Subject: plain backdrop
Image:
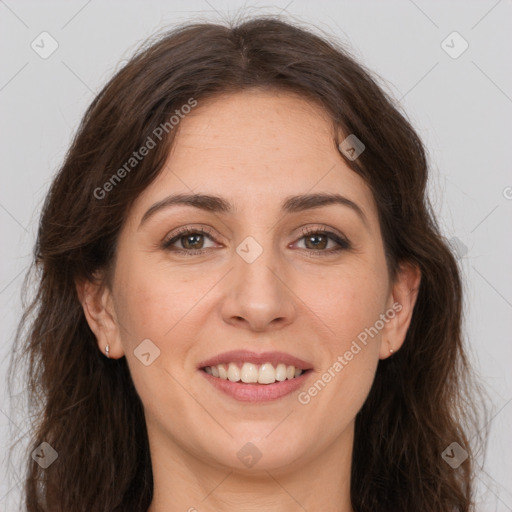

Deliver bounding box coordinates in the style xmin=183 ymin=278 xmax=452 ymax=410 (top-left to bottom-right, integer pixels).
xmin=1 ymin=1 xmax=511 ymax=510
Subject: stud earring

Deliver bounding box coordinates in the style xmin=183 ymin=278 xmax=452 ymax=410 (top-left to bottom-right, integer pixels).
xmin=105 ymin=344 xmax=110 ymax=358
xmin=389 ymin=348 xmax=394 ymax=354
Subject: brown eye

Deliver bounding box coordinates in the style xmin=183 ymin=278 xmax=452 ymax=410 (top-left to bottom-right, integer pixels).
xmin=180 ymin=233 xmax=205 ymax=250
xmin=295 ymin=227 xmax=351 ymax=254
xmin=303 ymin=233 xmax=329 ymax=250
xmin=161 ymin=227 xmax=217 ymax=254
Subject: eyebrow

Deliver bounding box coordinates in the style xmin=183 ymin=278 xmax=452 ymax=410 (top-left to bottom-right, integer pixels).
xmin=138 ymin=192 xmax=368 ymax=228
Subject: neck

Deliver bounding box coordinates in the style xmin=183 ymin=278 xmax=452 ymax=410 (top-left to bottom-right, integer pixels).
xmin=146 ymin=420 xmax=355 ymax=512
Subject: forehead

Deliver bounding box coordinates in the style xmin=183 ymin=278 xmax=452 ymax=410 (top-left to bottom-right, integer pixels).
xmin=171 ymin=89 xmax=336 ymax=168
xmin=129 ymin=90 xmax=377 ymax=224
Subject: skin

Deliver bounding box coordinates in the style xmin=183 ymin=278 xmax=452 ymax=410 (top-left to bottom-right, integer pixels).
xmin=78 ymin=89 xmax=421 ymax=512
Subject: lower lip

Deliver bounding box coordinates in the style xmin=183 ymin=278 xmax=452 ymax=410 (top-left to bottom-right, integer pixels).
xmin=199 ymin=369 xmax=311 ymax=402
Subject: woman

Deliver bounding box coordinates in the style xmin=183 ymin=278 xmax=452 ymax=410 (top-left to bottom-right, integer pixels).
xmin=10 ymin=15 xmax=486 ymax=512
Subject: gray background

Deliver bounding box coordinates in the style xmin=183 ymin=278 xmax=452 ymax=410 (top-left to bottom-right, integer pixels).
xmin=1 ymin=0 xmax=511 ymax=510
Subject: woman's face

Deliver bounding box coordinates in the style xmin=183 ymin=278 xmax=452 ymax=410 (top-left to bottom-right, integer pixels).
xmin=84 ymin=89 xmax=418 ymax=474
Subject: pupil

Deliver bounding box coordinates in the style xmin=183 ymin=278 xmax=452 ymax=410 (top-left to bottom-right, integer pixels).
xmin=307 ymin=234 xmax=326 ymax=250
xmin=184 ymin=234 xmax=202 ymax=249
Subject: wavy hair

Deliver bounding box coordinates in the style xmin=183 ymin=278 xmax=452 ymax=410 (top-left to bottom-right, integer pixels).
xmin=9 ymin=15 xmax=487 ymax=511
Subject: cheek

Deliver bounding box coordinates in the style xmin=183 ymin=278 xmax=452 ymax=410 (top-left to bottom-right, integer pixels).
xmin=114 ymin=253 xmax=210 ymax=344
xmin=297 ymin=278 xmax=383 ymax=436
xmin=295 ymin=259 xmax=389 ymax=345
xmin=113 ymin=264 xmax=209 ymax=415
xmin=294 ymin=257 xmax=388 ymax=424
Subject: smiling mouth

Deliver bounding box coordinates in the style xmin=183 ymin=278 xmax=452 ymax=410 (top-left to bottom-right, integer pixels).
xmin=201 ymin=362 xmax=311 ymax=385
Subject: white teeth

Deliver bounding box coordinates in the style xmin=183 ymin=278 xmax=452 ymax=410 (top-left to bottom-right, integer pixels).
xmin=227 ymin=362 xmax=240 ymax=382
xmin=218 ymin=364 xmax=228 ymax=379
xmin=258 ymin=363 xmax=276 ymax=384
xmin=203 ymin=361 xmax=305 ymax=384
xmin=275 ymin=363 xmax=287 ymax=381
xmin=240 ymin=362 xmax=259 ymax=383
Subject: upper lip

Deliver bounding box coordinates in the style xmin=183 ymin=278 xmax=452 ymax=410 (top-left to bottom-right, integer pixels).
xmin=198 ymin=350 xmax=313 ymax=370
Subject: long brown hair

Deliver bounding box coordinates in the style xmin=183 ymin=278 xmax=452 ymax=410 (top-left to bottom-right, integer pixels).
xmin=9 ymin=15 xmax=487 ymax=511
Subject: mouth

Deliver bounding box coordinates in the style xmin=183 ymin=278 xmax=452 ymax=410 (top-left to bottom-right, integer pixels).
xmin=200 ymin=362 xmax=312 ymax=385
xmin=197 ymin=349 xmax=313 ymax=383
xmin=197 ymin=350 xmax=314 ymax=402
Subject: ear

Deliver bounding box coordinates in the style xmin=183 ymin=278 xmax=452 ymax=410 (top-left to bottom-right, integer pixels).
xmin=75 ymin=274 xmax=124 ymax=359
xmin=379 ymin=261 xmax=421 ymax=359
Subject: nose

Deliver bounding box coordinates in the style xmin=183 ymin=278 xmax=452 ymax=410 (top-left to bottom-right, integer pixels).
xmin=220 ymin=244 xmax=297 ymax=333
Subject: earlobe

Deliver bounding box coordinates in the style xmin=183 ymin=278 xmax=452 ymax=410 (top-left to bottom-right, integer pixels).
xmin=379 ymin=262 xmax=421 ymax=359
xmin=75 ymin=277 xmax=122 ymax=358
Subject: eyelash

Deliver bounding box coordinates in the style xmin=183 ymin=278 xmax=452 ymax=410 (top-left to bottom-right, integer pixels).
xmin=161 ymin=225 xmax=351 ymax=257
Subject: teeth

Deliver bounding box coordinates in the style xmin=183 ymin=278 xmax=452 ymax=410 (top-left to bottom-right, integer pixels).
xmin=258 ymin=363 xmax=276 ymax=384
xmin=203 ymin=362 xmax=305 ymax=384
xmin=241 ymin=362 xmax=259 ymax=383
xmin=227 ymin=363 xmax=240 ymax=382
xmin=275 ymin=363 xmax=287 ymax=382
xmin=218 ymin=364 xmax=228 ymax=380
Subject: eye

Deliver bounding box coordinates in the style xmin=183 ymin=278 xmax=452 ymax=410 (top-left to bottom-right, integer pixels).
xmin=161 ymin=226 xmax=218 ymax=255
xmin=161 ymin=225 xmax=351 ymax=256
xmin=293 ymin=226 xmax=351 ymax=255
